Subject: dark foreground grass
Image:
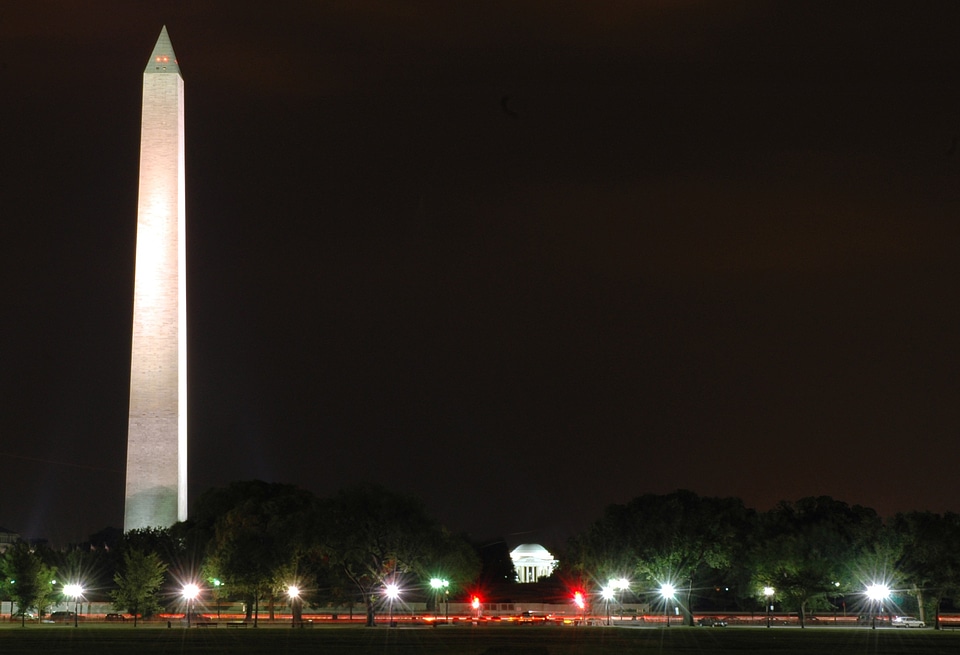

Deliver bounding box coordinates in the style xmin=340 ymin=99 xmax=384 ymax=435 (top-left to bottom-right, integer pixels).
xmin=1 ymin=624 xmax=959 ymax=655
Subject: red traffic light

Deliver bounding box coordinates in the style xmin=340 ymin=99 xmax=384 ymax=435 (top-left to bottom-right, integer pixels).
xmin=472 ymin=596 xmax=481 ymax=610
xmin=573 ymin=591 xmax=585 ymax=609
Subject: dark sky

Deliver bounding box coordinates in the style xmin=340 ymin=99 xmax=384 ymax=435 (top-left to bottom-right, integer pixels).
xmin=3 ymin=2 xmax=960 ymax=550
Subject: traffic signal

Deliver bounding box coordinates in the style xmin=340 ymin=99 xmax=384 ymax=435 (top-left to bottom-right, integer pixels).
xmin=573 ymin=591 xmax=585 ymax=609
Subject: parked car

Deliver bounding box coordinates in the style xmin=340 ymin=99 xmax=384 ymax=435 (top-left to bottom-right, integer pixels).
xmin=697 ymin=617 xmax=728 ymax=627
xmin=12 ymin=610 xmax=37 ymax=622
xmin=892 ymin=616 xmax=925 ymax=628
xmin=49 ymin=611 xmax=77 ymax=623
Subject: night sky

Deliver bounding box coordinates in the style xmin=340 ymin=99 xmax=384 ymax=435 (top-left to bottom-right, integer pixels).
xmin=3 ymin=2 xmax=960 ymax=550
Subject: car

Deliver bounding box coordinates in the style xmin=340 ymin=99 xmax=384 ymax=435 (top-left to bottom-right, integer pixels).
xmin=697 ymin=617 xmax=728 ymax=627
xmin=892 ymin=616 xmax=925 ymax=628
xmin=104 ymin=613 xmax=128 ymax=622
xmin=12 ymin=610 xmax=37 ymax=622
xmin=49 ymin=611 xmax=77 ymax=623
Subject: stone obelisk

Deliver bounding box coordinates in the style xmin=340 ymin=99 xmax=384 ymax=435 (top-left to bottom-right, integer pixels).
xmin=124 ymin=26 xmax=187 ymax=531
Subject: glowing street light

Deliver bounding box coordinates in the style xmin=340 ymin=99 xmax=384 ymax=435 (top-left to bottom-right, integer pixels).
xmin=613 ymin=578 xmax=630 ymax=621
xmin=63 ymin=583 xmax=83 ymax=628
xmin=210 ymin=578 xmax=223 ymax=619
xmin=288 ymin=585 xmax=301 ymax=628
xmin=763 ymin=587 xmax=775 ymax=628
xmin=430 ymin=578 xmax=450 ymax=621
xmin=601 ymin=585 xmax=615 ymax=625
xmin=182 ymin=583 xmax=201 ymax=628
xmin=866 ymin=583 xmax=890 ymax=630
xmin=385 ymin=583 xmax=400 ymax=626
xmin=661 ymin=584 xmax=676 ymax=627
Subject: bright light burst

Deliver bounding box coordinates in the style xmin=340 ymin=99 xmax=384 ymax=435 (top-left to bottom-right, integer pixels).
xmin=660 ymin=583 xmax=676 ymax=599
xmin=573 ymin=591 xmax=585 ymax=609
xmin=63 ymin=583 xmax=84 ymax=599
xmin=865 ymin=583 xmax=890 ymax=601
xmin=384 ymin=583 xmax=400 ymax=600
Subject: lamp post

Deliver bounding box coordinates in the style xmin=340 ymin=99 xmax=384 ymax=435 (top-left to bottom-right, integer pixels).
xmin=288 ymin=585 xmax=301 ymax=627
xmin=866 ymin=584 xmax=889 ymax=630
xmin=601 ymin=585 xmax=614 ymax=626
xmin=385 ymin=583 xmax=400 ymax=627
xmin=661 ymin=584 xmax=675 ymax=627
xmin=763 ymin=587 xmax=775 ymax=628
xmin=182 ymin=583 xmax=200 ymax=628
xmin=63 ymin=583 xmax=83 ymax=628
xmin=615 ymin=578 xmax=629 ymax=622
xmin=211 ymin=578 xmax=222 ymax=619
xmin=430 ymin=578 xmax=449 ymax=622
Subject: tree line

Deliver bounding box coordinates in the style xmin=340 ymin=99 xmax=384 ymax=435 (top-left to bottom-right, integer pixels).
xmin=569 ymin=490 xmax=960 ymax=628
xmin=2 ymin=482 xmax=481 ymax=627
xmin=3 ymin=485 xmax=960 ymax=629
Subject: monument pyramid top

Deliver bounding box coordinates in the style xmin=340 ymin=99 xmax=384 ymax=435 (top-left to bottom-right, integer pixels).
xmin=145 ymin=25 xmax=180 ymax=76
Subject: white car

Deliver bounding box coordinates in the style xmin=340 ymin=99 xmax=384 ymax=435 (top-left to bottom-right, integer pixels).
xmin=892 ymin=616 xmax=925 ymax=628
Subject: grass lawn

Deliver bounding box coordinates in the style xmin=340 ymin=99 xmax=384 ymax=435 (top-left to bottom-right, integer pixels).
xmin=1 ymin=624 xmax=959 ymax=654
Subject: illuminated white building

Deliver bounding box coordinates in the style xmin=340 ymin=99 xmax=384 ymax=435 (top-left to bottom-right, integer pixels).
xmin=124 ymin=26 xmax=187 ymax=531
xmin=510 ymin=544 xmax=558 ymax=583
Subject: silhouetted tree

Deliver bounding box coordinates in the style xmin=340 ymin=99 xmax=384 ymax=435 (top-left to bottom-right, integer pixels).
xmin=1 ymin=542 xmax=57 ymax=625
xmin=322 ymin=483 xmax=478 ymax=626
xmin=199 ymin=481 xmax=323 ymax=625
xmin=750 ymin=497 xmax=881 ymax=628
xmin=891 ymin=511 xmax=960 ymax=629
xmin=111 ymin=549 xmax=167 ymax=626
xmin=571 ymin=490 xmax=751 ymax=625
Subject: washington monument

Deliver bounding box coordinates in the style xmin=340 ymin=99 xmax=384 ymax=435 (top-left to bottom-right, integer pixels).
xmin=124 ymin=26 xmax=187 ymax=531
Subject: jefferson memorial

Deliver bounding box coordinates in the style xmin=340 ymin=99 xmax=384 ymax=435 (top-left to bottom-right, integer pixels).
xmin=510 ymin=544 xmax=558 ymax=583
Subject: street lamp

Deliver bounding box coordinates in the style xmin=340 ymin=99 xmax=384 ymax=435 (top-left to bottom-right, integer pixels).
xmin=601 ymin=585 xmax=615 ymax=626
xmin=182 ymin=583 xmax=200 ymax=628
xmin=288 ymin=585 xmax=301 ymax=627
xmin=614 ymin=578 xmax=630 ymax=621
xmin=866 ymin=583 xmax=889 ymax=630
xmin=63 ymin=583 xmax=83 ymax=628
xmin=211 ymin=578 xmax=223 ymax=619
xmin=385 ymin=583 xmax=400 ymax=627
xmin=661 ymin=584 xmax=676 ymax=627
xmin=430 ymin=578 xmax=449 ymax=622
xmin=763 ymin=587 xmax=775 ymax=628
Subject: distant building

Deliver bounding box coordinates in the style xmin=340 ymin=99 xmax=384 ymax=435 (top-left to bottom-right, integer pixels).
xmin=0 ymin=527 xmax=20 ymax=553
xmin=510 ymin=544 xmax=558 ymax=583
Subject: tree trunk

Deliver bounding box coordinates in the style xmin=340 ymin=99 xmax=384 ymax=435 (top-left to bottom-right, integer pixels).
xmin=799 ymin=600 xmax=806 ymax=628
xmin=365 ymin=595 xmax=376 ymax=627
xmin=914 ymin=585 xmax=925 ymax=625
